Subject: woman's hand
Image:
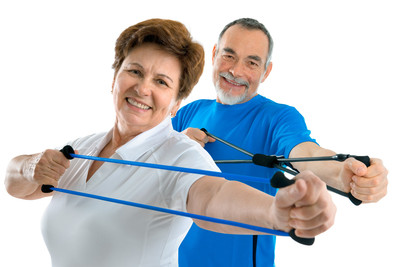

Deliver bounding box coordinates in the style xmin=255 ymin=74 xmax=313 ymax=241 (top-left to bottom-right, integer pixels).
xmin=271 ymin=171 xmax=337 ymax=238
xmin=5 ymin=149 xmax=71 ymax=199
xmin=25 ymin=149 xmax=71 ymax=187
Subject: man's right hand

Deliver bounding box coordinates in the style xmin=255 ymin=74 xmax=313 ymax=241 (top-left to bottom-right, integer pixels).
xmin=182 ymin=128 xmax=216 ymax=147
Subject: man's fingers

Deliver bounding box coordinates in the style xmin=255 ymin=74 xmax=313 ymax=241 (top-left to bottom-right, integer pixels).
xmin=182 ymin=128 xmax=215 ymax=147
xmin=346 ymin=157 xmax=368 ymax=176
xmin=349 ymin=158 xmax=388 ymax=203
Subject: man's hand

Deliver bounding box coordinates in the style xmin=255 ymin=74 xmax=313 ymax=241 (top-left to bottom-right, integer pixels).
xmin=271 ymin=171 xmax=336 ymax=238
xmin=340 ymin=157 xmax=388 ymax=203
xmin=182 ymin=127 xmax=216 ymax=147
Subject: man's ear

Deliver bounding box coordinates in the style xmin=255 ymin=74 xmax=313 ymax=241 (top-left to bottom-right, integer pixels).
xmin=261 ymin=62 xmax=273 ymax=83
xmin=212 ymin=44 xmax=217 ymax=65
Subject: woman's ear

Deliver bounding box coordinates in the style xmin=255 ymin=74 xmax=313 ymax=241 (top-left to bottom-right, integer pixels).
xmin=171 ymin=100 xmax=182 ymax=117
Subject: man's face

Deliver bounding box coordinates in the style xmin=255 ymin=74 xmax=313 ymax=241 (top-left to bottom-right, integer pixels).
xmin=212 ymin=25 xmax=272 ymax=105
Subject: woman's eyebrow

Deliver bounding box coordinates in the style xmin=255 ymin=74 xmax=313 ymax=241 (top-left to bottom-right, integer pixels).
xmin=126 ymin=62 xmax=174 ymax=84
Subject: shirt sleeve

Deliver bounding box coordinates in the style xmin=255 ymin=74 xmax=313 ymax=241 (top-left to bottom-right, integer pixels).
xmin=270 ymin=106 xmax=318 ymax=158
xmin=160 ymin=133 xmax=220 ymax=213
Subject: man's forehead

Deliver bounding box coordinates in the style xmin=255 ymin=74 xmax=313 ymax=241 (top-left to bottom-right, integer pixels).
xmin=219 ymin=26 xmax=269 ymax=61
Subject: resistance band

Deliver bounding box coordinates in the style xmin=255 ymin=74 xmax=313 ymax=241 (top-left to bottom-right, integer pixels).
xmin=201 ymin=128 xmax=370 ymax=206
xmin=41 ymin=145 xmax=314 ymax=245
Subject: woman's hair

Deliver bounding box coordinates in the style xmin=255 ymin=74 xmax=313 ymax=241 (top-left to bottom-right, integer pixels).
xmin=112 ymin=19 xmax=205 ymax=100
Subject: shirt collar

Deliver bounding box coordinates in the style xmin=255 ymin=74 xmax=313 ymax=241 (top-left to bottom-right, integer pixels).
xmin=115 ymin=116 xmax=173 ymax=161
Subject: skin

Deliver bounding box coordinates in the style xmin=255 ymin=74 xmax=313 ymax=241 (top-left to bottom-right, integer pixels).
xmin=182 ymin=24 xmax=388 ymax=203
xmin=5 ymin=42 xmax=337 ymax=237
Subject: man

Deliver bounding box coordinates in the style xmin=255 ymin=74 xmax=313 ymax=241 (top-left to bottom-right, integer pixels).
xmin=172 ymin=18 xmax=388 ymax=267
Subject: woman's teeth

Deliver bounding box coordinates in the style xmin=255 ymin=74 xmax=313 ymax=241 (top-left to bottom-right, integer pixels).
xmin=127 ymin=98 xmax=151 ymax=110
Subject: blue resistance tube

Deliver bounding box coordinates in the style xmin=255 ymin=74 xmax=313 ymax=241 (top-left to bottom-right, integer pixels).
xmin=43 ymin=185 xmax=289 ymax=237
xmin=71 ymin=153 xmax=271 ymax=185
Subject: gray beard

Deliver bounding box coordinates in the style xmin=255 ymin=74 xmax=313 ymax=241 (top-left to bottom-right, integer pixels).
xmin=215 ymin=81 xmax=248 ymax=105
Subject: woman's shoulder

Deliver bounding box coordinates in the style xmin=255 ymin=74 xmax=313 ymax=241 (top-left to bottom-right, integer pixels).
xmin=160 ymin=130 xmax=219 ymax=170
xmin=66 ymin=131 xmax=109 ymax=152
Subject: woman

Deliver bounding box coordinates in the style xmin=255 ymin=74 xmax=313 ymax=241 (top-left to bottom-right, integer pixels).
xmin=5 ymin=19 xmax=335 ymax=267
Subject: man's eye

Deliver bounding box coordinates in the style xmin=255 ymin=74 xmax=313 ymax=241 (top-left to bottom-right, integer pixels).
xmin=249 ymin=61 xmax=258 ymax=67
xmin=223 ymin=55 xmax=234 ymax=61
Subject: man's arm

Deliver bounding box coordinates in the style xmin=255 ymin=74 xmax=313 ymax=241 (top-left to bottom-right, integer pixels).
xmin=187 ymin=171 xmax=336 ymax=238
xmin=289 ymin=142 xmax=388 ymax=203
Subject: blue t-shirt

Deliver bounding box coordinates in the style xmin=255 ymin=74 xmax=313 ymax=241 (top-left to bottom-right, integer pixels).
xmin=172 ymin=94 xmax=316 ymax=267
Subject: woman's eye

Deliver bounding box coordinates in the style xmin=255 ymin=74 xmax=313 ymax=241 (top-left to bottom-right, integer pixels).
xmin=156 ymin=79 xmax=168 ymax=87
xmin=128 ymin=69 xmax=142 ymax=76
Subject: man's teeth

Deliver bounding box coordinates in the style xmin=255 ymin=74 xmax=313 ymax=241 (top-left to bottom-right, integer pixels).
xmin=127 ymin=98 xmax=151 ymax=110
xmin=225 ymin=78 xmax=242 ymax=86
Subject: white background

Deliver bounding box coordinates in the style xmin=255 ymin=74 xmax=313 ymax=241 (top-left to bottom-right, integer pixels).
xmin=1 ymin=0 xmax=399 ymax=266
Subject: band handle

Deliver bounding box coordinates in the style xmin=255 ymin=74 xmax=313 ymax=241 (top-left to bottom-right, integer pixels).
xmin=270 ymin=172 xmax=315 ymax=246
xmin=347 ymin=155 xmax=370 ymax=206
xmin=41 ymin=145 xmax=75 ymax=193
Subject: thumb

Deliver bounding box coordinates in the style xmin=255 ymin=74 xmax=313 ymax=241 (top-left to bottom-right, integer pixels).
xmin=346 ymin=157 xmax=368 ymax=176
xmin=275 ymin=179 xmax=307 ymax=208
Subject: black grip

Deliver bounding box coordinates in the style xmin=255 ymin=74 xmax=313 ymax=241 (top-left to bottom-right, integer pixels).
xmin=41 ymin=145 xmax=75 ymax=194
xmin=351 ymin=155 xmax=371 ymax=167
xmin=348 ymin=155 xmax=370 ymax=206
xmin=270 ymin=172 xmax=315 ymax=246
xmin=200 ymin=128 xmax=209 ymax=135
xmin=60 ymin=145 xmax=75 ymax=160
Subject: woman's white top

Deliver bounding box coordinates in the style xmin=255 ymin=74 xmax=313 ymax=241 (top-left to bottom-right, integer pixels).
xmin=41 ymin=118 xmax=219 ymax=267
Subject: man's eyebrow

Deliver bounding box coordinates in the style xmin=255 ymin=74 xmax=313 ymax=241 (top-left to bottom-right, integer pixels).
xmin=222 ymin=47 xmax=236 ymax=55
xmin=248 ymin=55 xmax=262 ymax=63
xmin=222 ymin=47 xmax=263 ymax=63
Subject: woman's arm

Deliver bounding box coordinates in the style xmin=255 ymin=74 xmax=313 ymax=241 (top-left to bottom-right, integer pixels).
xmin=5 ymin=150 xmax=70 ymax=200
xmin=187 ymin=171 xmax=336 ymax=238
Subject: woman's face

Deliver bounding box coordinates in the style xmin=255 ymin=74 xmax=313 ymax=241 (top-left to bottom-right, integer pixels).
xmin=112 ymin=43 xmax=182 ymax=136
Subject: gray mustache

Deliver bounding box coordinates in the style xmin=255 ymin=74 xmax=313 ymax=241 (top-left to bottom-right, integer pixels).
xmin=219 ymin=72 xmax=249 ymax=88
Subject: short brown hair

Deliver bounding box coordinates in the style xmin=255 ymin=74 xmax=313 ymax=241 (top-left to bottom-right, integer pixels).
xmin=112 ymin=19 xmax=204 ymax=100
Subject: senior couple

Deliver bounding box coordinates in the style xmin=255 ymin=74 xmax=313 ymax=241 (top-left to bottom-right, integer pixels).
xmin=5 ymin=18 xmax=388 ymax=267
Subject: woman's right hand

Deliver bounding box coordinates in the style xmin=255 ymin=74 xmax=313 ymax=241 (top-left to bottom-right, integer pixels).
xmin=25 ymin=149 xmax=71 ymax=188
xmin=5 ymin=149 xmax=71 ymax=199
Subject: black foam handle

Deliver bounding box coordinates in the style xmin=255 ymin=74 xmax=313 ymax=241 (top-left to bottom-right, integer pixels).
xmin=348 ymin=155 xmax=370 ymax=206
xmin=252 ymin=154 xmax=277 ymax=168
xmin=352 ymin=155 xmax=371 ymax=167
xmin=41 ymin=145 xmax=75 ymax=194
xmin=270 ymin=172 xmax=315 ymax=246
xmin=200 ymin=128 xmax=209 ymax=135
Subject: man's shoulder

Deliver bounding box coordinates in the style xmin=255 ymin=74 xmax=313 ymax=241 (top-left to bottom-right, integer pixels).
xmin=253 ymin=95 xmax=296 ymax=113
xmin=180 ymin=99 xmax=215 ymax=111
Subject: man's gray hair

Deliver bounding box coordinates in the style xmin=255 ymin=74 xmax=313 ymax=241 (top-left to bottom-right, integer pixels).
xmin=217 ymin=18 xmax=274 ymax=69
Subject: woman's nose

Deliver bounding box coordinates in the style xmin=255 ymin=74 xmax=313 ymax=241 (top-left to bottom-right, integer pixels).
xmin=135 ymin=79 xmax=152 ymax=96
